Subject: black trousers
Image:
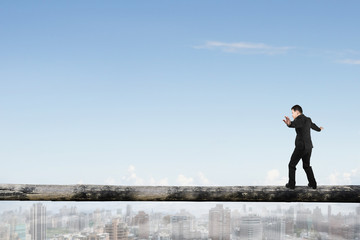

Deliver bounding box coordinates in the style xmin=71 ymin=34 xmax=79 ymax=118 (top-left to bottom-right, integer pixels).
xmin=288 ymin=147 xmax=317 ymax=186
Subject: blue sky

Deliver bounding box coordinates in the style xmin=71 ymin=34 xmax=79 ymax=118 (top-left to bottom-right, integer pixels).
xmin=1 ymin=1 xmax=360 ymax=187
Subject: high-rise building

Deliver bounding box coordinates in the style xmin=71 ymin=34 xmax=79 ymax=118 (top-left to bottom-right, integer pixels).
xmin=262 ymin=216 xmax=285 ymax=240
xmin=171 ymin=210 xmax=196 ymax=240
xmin=149 ymin=212 xmax=162 ymax=235
xmin=296 ymin=208 xmax=311 ymax=232
xmin=328 ymin=205 xmax=332 ymax=236
xmin=356 ymin=204 xmax=360 ymax=239
xmin=14 ymin=223 xmax=26 ymax=240
xmin=284 ymin=207 xmax=294 ymax=236
xmin=312 ymin=206 xmax=323 ymax=232
xmin=116 ymin=209 xmax=122 ymax=216
xmin=171 ymin=215 xmax=190 ymax=239
xmin=0 ymin=224 xmax=11 ymax=240
xmin=30 ymin=203 xmax=46 ymax=240
xmin=239 ymin=215 xmax=262 ymax=240
xmin=105 ymin=218 xmax=128 ymax=240
xmin=209 ymin=204 xmax=231 ymax=240
xmin=126 ymin=205 xmax=132 ymax=217
xmin=93 ymin=209 xmax=104 ymax=228
xmin=231 ymin=209 xmax=241 ymax=236
xmin=134 ymin=211 xmax=149 ymax=239
xmin=125 ymin=205 xmax=132 ymax=225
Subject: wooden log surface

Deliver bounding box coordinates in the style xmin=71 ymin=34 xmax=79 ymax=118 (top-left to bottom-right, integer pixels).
xmin=0 ymin=184 xmax=359 ymax=202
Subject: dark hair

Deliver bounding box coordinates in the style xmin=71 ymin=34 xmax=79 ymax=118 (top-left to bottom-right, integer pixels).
xmin=291 ymin=105 xmax=303 ymax=113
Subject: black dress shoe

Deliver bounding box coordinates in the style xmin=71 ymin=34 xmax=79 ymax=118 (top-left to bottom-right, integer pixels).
xmin=308 ymin=183 xmax=317 ymax=189
xmin=285 ymin=183 xmax=295 ymax=189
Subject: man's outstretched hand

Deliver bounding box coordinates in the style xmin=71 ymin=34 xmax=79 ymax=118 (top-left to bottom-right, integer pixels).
xmin=320 ymin=127 xmax=324 ymax=131
xmin=283 ymin=116 xmax=291 ymax=126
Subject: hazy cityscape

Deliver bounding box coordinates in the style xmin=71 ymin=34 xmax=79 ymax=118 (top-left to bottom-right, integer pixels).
xmin=1 ymin=202 xmax=360 ymax=240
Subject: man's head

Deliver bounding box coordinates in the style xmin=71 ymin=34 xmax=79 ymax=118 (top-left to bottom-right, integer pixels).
xmin=291 ymin=105 xmax=303 ymax=119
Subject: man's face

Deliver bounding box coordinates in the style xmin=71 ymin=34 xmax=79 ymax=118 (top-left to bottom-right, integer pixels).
xmin=291 ymin=109 xmax=301 ymax=119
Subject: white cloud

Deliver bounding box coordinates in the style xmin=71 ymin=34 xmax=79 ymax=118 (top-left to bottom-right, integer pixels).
xmin=194 ymin=41 xmax=293 ymax=55
xmin=343 ymin=172 xmax=352 ymax=183
xmin=149 ymin=177 xmax=156 ymax=185
xmin=116 ymin=165 xmax=212 ymax=186
xmin=158 ymin=178 xmax=169 ymax=186
xmin=198 ymin=172 xmax=210 ymax=185
xmin=338 ymin=59 xmax=360 ymax=65
xmin=326 ymin=168 xmax=359 ymax=185
xmin=105 ymin=177 xmax=116 ymax=185
xmin=149 ymin=177 xmax=169 ymax=186
xmin=177 ymin=174 xmax=194 ymax=186
xmin=262 ymin=169 xmax=287 ymax=185
xmin=328 ymin=172 xmax=341 ymax=185
xmin=128 ymin=165 xmax=135 ymax=172
xmin=120 ymin=165 xmax=144 ymax=185
xmin=267 ymin=169 xmax=280 ymax=181
xmin=77 ymin=179 xmax=84 ymax=184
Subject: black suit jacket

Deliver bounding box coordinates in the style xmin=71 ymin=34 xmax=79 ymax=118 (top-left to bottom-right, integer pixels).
xmin=288 ymin=114 xmax=321 ymax=150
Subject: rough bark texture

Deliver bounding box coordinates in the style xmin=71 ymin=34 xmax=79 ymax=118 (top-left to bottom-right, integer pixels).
xmin=0 ymin=184 xmax=359 ymax=202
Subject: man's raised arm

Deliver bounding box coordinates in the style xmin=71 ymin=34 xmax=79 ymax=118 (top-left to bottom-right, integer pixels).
xmin=311 ymin=121 xmax=322 ymax=132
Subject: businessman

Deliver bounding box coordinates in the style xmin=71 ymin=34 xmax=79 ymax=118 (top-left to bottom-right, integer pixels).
xmin=283 ymin=105 xmax=324 ymax=189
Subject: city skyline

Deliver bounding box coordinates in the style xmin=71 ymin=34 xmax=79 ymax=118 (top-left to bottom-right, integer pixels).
xmin=1 ymin=202 xmax=360 ymax=240
xmin=1 ymin=202 xmax=359 ymax=219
